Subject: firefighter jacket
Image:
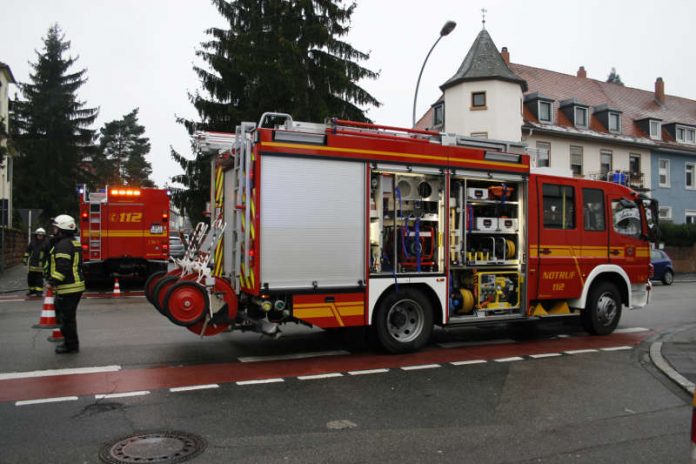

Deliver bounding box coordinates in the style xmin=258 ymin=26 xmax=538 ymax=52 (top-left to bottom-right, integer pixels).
xmin=23 ymin=237 xmax=51 ymax=273
xmin=48 ymin=236 xmax=86 ymax=295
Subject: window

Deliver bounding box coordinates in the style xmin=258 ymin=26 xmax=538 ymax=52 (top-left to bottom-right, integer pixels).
xmin=688 ymin=128 xmax=696 ymax=144
xmin=574 ymin=107 xmax=588 ymax=128
xmin=686 ymin=210 xmax=696 ymax=224
xmin=629 ymin=154 xmax=641 ymax=175
xmin=677 ymin=127 xmax=686 ymax=142
xmin=471 ymin=92 xmax=486 ymax=108
xmin=686 ymin=163 xmax=696 ymax=190
xmin=649 ymin=120 xmax=661 ymax=139
xmin=583 ymin=188 xmax=605 ymax=231
xmin=658 ymin=206 xmax=672 ymax=221
xmin=536 ymin=141 xmax=551 ymax=167
xmin=659 ymin=159 xmax=670 ymax=187
xmin=570 ymin=145 xmax=583 ymax=176
xmin=543 ymin=184 xmax=575 ymax=229
xmin=539 ymin=101 xmax=552 ymax=123
xmin=608 ymin=112 xmax=621 ymax=132
xmin=600 ymin=150 xmax=613 ymax=178
xmin=433 ymin=104 xmax=444 ymax=127
xmin=612 ymin=199 xmax=641 ymax=238
xmin=675 ymin=126 xmax=695 ymax=144
xmin=470 ymin=132 xmax=488 ymax=138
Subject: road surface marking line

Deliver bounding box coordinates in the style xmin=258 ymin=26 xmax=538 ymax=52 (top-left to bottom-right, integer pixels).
xmin=0 ymin=365 xmax=122 ymax=381
xmin=348 ymin=368 xmax=389 ymax=376
xmin=600 ymin=346 xmax=633 ymax=351
xmin=494 ymin=357 xmax=524 ymax=363
xmin=555 ymin=334 xmax=571 ymax=338
xmin=238 ymin=350 xmax=350 ymax=363
xmin=236 ymin=378 xmax=285 ymax=386
xmin=529 ymin=353 xmax=563 ymax=359
xmin=564 ymin=349 xmax=598 ymax=355
xmin=437 ymin=339 xmax=517 ymax=349
xmin=0 ymin=299 xmax=24 ymax=303
xmin=170 ymin=384 xmax=220 ymax=392
xmin=95 ymin=391 xmax=150 ymax=399
xmin=401 ymin=364 xmax=441 ymax=371
xmin=614 ymin=327 xmax=649 ymax=334
xmin=16 ymin=396 xmax=79 ymax=406
xmin=298 ymin=373 xmax=344 ymax=380
xmin=450 ymin=360 xmax=487 ymax=366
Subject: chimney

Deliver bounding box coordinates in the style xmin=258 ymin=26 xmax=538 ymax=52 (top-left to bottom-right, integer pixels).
xmin=577 ymin=66 xmax=587 ymax=78
xmin=501 ymin=47 xmax=510 ymax=65
xmin=655 ymin=77 xmax=665 ymax=104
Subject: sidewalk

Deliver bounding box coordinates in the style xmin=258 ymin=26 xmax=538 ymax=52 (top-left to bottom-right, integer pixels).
xmin=0 ymin=264 xmax=28 ymax=294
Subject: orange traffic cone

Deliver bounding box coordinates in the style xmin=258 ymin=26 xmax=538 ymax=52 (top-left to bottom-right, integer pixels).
xmin=113 ymin=277 xmax=121 ymax=297
xmin=32 ymin=287 xmax=60 ymax=329
xmin=47 ymin=328 xmax=64 ymax=343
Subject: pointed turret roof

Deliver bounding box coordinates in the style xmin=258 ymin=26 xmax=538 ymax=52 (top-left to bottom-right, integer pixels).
xmin=440 ymin=29 xmax=527 ymax=91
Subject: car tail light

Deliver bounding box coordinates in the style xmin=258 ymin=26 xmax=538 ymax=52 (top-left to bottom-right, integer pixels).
xmin=648 ymin=263 xmax=655 ymax=279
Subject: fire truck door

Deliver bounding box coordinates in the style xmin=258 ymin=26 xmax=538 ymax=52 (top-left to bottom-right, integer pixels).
xmin=107 ymin=203 xmax=145 ymax=257
xmin=607 ymin=194 xmax=646 ymax=282
xmin=578 ymin=187 xmax=609 ymax=287
xmin=535 ymin=179 xmax=583 ymax=299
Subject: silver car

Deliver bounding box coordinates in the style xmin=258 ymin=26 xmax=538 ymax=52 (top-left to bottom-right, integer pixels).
xmin=169 ymin=236 xmax=186 ymax=259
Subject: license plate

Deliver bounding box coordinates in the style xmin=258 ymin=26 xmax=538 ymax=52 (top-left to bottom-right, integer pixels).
xmin=150 ymin=224 xmax=164 ymax=234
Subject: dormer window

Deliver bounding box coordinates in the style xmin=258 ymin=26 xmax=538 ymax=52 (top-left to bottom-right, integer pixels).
xmin=608 ymin=112 xmax=621 ymax=133
xmin=574 ymin=107 xmax=588 ymax=128
xmin=539 ymin=101 xmax=552 ymax=123
xmin=650 ymin=120 xmax=661 ymax=140
xmin=676 ymin=125 xmax=696 ymax=144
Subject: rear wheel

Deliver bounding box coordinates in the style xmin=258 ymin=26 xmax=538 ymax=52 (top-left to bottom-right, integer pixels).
xmin=163 ymin=281 xmax=209 ymax=327
xmin=144 ymin=271 xmax=166 ymax=304
xmin=662 ymin=269 xmax=674 ymax=286
xmin=581 ymin=281 xmax=621 ymax=335
xmin=372 ymin=288 xmax=433 ymax=354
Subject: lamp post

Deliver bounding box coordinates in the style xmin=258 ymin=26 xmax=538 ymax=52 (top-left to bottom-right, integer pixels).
xmin=412 ymin=20 xmax=456 ymax=128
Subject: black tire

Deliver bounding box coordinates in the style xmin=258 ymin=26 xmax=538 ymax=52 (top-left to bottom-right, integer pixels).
xmin=144 ymin=270 xmax=167 ymax=305
xmin=372 ymin=288 xmax=434 ymax=354
xmin=581 ymin=281 xmax=622 ymax=335
xmin=163 ymin=280 xmax=208 ymax=327
xmin=152 ymin=275 xmax=180 ymax=315
xmin=662 ymin=270 xmax=674 ymax=286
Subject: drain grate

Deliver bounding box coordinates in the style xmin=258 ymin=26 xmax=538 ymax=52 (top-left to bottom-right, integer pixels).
xmin=99 ymin=431 xmax=206 ymax=463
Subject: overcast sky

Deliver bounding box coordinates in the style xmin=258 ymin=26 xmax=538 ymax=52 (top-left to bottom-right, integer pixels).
xmin=2 ymin=0 xmax=695 ymax=187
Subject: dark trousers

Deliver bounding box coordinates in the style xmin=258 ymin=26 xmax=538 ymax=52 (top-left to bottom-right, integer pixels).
xmin=55 ymin=292 xmax=83 ymax=349
xmin=27 ymin=271 xmax=44 ymax=292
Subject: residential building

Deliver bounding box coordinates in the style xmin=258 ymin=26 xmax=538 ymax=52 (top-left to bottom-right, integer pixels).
xmin=0 ymin=61 xmax=15 ymax=227
xmin=417 ymin=29 xmax=696 ymax=223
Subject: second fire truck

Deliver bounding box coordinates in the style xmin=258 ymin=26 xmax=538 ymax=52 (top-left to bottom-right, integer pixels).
xmin=146 ymin=114 xmax=658 ymax=353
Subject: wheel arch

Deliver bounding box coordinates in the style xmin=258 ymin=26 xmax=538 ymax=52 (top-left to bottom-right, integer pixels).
xmin=369 ymin=282 xmax=444 ymax=326
xmin=568 ymin=265 xmax=631 ymax=310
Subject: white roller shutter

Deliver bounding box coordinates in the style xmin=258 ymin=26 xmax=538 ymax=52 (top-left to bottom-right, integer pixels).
xmin=260 ymin=156 xmax=365 ymax=289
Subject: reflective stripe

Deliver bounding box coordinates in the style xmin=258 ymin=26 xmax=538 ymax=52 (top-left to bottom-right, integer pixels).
xmin=55 ymin=253 xmax=72 ymax=260
xmin=72 ymin=251 xmax=80 ymax=284
xmin=28 ymin=266 xmax=44 ymax=272
xmin=56 ymin=281 xmax=86 ymax=294
xmin=51 ymin=271 xmax=66 ymax=281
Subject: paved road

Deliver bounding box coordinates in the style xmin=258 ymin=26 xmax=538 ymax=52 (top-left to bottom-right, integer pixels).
xmin=0 ymin=283 xmax=693 ymax=463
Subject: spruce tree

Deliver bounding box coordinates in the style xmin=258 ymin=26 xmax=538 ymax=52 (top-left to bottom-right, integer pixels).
xmin=173 ymin=0 xmax=380 ymax=223
xmin=94 ymin=108 xmax=154 ymax=187
xmin=11 ymin=24 xmax=98 ymax=220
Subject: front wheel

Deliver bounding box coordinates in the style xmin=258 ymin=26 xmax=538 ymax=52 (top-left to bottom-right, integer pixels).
xmin=662 ymin=270 xmax=674 ymax=286
xmin=372 ymin=288 xmax=433 ymax=354
xmin=581 ymin=281 xmax=622 ymax=335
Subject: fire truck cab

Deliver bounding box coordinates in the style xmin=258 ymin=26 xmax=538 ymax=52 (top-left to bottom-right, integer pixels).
xmin=146 ymin=114 xmax=657 ymax=353
xmin=79 ymin=186 xmax=170 ymax=282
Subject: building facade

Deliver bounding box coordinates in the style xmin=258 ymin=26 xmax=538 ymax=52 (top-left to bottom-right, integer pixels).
xmin=0 ymin=61 xmax=15 ymax=228
xmin=417 ymin=29 xmax=696 ymax=223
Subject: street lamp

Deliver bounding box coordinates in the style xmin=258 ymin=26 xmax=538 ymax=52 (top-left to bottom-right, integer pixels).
xmin=412 ymin=20 xmax=457 ymax=128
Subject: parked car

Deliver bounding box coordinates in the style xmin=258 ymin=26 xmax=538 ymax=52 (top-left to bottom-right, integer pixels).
xmin=169 ymin=236 xmax=186 ymax=259
xmin=651 ymin=249 xmax=674 ymax=285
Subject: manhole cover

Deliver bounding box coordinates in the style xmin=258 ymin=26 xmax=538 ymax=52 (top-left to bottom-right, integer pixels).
xmin=99 ymin=431 xmax=206 ymax=463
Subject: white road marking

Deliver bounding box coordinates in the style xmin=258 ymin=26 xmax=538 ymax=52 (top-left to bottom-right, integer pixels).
xmin=0 ymin=299 xmax=24 ymax=303
xmin=0 ymin=365 xmax=122 ymax=381
xmin=529 ymin=353 xmax=563 ymax=359
xmin=494 ymin=357 xmax=524 ymax=363
xmin=236 ymin=378 xmax=285 ymax=386
xmin=348 ymin=368 xmax=389 ymax=376
xmin=95 ymin=391 xmax=150 ymax=399
xmin=614 ymin=327 xmax=649 ymax=334
xmin=16 ymin=396 xmax=79 ymax=406
xmin=298 ymin=373 xmax=344 ymax=380
xmin=555 ymin=334 xmax=571 ymax=338
xmin=238 ymin=350 xmax=350 ymax=363
xmin=450 ymin=359 xmax=487 ymax=366
xmin=564 ymin=349 xmax=598 ymax=355
xmin=601 ymin=346 xmax=633 ymax=351
xmin=437 ymin=339 xmax=517 ymax=349
xmin=401 ymin=364 xmax=441 ymax=371
xmin=169 ymin=384 xmax=219 ymax=392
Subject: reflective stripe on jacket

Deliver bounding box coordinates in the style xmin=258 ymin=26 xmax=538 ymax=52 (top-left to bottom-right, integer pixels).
xmin=25 ymin=238 xmax=50 ymax=271
xmin=48 ymin=237 xmax=85 ymax=295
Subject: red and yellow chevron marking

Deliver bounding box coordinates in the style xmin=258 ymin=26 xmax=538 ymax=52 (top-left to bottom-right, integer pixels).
xmin=215 ymin=166 xmax=224 ymax=207
xmin=292 ymin=293 xmax=365 ymax=329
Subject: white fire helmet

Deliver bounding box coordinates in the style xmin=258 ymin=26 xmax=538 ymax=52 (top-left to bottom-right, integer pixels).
xmin=34 ymin=227 xmax=46 ymax=235
xmin=52 ymin=214 xmax=77 ymax=231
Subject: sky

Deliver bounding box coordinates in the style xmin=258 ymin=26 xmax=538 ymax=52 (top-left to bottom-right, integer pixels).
xmin=1 ymin=0 xmax=695 ymax=187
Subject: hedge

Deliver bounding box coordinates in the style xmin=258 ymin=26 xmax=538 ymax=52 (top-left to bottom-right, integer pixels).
xmin=658 ymin=223 xmax=696 ymax=247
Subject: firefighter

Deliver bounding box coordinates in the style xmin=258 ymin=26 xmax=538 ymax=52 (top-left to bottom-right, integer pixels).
xmin=47 ymin=214 xmax=85 ymax=354
xmin=23 ymin=227 xmax=50 ymax=296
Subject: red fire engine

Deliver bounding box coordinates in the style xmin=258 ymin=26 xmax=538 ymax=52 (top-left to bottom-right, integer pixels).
xmin=79 ymin=186 xmax=170 ymax=282
xmin=145 ymin=114 xmax=658 ymax=353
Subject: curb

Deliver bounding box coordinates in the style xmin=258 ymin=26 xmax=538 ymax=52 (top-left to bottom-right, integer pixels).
xmin=650 ymin=340 xmax=696 ymax=395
